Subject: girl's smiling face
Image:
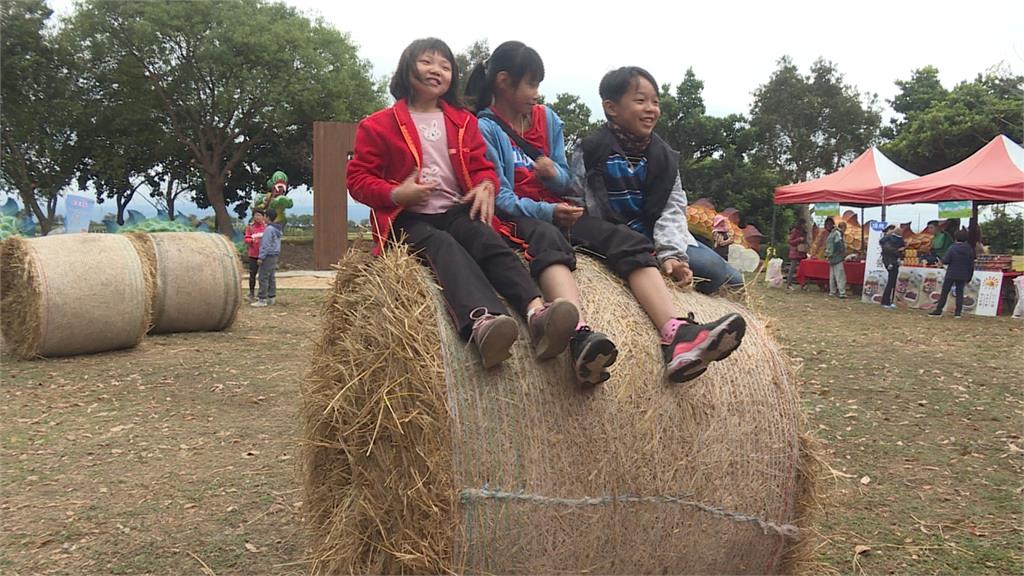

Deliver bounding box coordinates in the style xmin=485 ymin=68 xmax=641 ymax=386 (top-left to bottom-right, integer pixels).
xmin=603 ymin=76 xmax=661 ymax=137
xmin=410 ymin=50 xmax=452 ymax=104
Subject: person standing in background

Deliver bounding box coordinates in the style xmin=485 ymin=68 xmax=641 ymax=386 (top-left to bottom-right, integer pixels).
xmin=929 ymin=229 xmax=975 ymax=318
xmin=786 ymin=218 xmax=808 ymax=290
xmin=824 ymin=219 xmax=847 ymax=299
xmin=878 ymin=224 xmax=906 ymax=309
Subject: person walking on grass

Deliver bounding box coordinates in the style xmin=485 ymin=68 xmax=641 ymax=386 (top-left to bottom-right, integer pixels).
xmin=823 ymin=219 xmax=847 ymax=299
xmin=929 ymin=229 xmax=975 ymax=318
xmin=879 ymin=224 xmax=906 ymax=309
xmin=252 ymin=208 xmax=283 ymax=308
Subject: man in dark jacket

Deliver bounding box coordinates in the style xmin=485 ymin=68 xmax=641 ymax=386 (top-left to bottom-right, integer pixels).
xmin=879 ymin=224 xmax=906 ymax=309
xmin=929 ymin=229 xmax=975 ymax=318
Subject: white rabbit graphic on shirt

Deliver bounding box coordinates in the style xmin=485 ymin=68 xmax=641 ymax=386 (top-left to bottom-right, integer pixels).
xmin=418 ymin=120 xmax=442 ymax=142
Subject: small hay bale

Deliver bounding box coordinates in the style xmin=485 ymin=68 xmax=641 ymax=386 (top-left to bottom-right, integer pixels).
xmin=303 ymin=248 xmax=814 ymax=575
xmin=0 ymin=234 xmax=149 ymax=358
xmin=132 ymin=232 xmax=242 ymax=334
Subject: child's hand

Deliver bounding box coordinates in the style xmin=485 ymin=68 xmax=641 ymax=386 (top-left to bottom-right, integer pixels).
xmin=552 ymin=203 xmax=584 ymax=228
xmin=534 ymin=156 xmax=557 ymax=180
xmin=464 ymin=180 xmax=494 ymax=223
xmin=662 ymin=258 xmax=693 ymax=286
xmin=257 ymin=259 xmax=263 ymax=266
xmin=392 ymin=171 xmax=433 ymax=207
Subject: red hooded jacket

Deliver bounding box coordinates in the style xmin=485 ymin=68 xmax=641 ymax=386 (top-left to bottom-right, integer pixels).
xmin=347 ymin=99 xmax=498 ymax=255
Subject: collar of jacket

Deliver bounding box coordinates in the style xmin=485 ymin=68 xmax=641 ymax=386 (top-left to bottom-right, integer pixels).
xmin=579 ymin=125 xmax=679 ymax=232
xmin=392 ymin=98 xmax=474 ymax=190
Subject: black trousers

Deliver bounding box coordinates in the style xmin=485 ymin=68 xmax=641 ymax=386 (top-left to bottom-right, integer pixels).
xmin=500 ymin=216 xmax=577 ymax=278
xmin=880 ymin=263 xmax=899 ymax=306
xmin=393 ymin=204 xmax=541 ymax=340
xmin=566 ymin=214 xmax=658 ymax=279
xmin=248 ymin=256 xmax=259 ymax=294
xmin=934 ymin=276 xmax=967 ymax=315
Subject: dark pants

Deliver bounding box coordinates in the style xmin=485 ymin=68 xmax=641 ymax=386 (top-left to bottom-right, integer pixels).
xmin=248 ymin=256 xmax=259 ymax=295
xmin=257 ymin=255 xmax=277 ymax=300
xmin=934 ymin=276 xmax=967 ymax=316
xmin=786 ymin=257 xmax=803 ymax=287
xmin=880 ymin=264 xmax=899 ymax=305
xmin=393 ymin=204 xmax=541 ymax=340
xmin=500 ymin=216 xmax=577 ymax=278
xmin=565 ymin=214 xmax=658 ymax=279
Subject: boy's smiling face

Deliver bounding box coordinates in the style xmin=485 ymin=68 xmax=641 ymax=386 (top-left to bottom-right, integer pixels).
xmin=603 ymin=75 xmax=661 ymax=138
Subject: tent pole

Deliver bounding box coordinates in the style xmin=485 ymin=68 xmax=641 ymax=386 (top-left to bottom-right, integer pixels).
xmin=860 ymin=206 xmax=865 ymax=257
xmin=771 ymin=205 xmax=778 ymax=258
xmin=969 ymin=201 xmax=981 ymax=250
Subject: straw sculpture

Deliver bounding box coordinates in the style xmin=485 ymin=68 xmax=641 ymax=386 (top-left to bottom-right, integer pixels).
xmin=130 ymin=232 xmax=242 ymax=334
xmin=0 ymin=234 xmax=149 ymax=358
xmin=303 ymin=247 xmax=815 ymax=575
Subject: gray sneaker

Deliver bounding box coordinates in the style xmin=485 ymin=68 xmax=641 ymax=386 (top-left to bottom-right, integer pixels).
xmin=251 ymin=299 xmax=268 ymax=308
xmin=268 ymin=297 xmax=275 ymax=306
xmin=527 ymin=298 xmax=579 ymax=360
xmin=470 ymin=311 xmax=518 ymax=369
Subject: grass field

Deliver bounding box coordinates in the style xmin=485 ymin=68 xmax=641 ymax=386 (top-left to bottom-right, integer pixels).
xmin=1 ymin=281 xmax=1021 ymax=574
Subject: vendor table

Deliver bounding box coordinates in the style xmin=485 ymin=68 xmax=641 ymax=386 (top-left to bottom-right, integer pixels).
xmin=796 ymin=258 xmax=865 ymax=290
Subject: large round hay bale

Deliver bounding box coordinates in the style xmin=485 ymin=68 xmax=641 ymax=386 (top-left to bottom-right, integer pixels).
xmin=0 ymin=234 xmax=149 ymax=358
xmin=303 ymin=248 xmax=814 ymax=575
xmin=130 ymin=232 xmax=242 ymax=334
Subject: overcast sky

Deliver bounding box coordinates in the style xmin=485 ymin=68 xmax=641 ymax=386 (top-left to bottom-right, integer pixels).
xmin=288 ymin=0 xmax=1023 ymax=121
xmin=45 ymin=0 xmax=1024 ymax=226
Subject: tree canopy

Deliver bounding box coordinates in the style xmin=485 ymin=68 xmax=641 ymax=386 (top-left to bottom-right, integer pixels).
xmin=70 ymin=0 xmax=383 ymax=234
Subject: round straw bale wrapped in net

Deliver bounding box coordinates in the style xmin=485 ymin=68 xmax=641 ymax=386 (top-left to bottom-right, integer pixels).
xmin=131 ymin=232 xmax=242 ymax=334
xmin=304 ymin=248 xmax=814 ymax=575
xmin=0 ymin=234 xmax=149 ymax=358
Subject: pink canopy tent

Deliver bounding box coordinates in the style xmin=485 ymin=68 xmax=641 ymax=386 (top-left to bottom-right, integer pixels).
xmin=773 ymin=147 xmax=918 ymax=206
xmin=884 ymin=135 xmax=1024 ymax=204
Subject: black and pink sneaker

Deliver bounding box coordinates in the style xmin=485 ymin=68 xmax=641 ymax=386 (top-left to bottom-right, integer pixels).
xmin=662 ymin=312 xmax=746 ymax=384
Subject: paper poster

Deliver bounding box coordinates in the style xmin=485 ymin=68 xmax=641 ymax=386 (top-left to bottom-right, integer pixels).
xmin=938 ymin=200 xmax=972 ymax=218
xmin=863 ymin=264 xmax=1003 ymax=316
xmin=64 ymin=195 xmax=95 ymax=234
xmin=861 ymin=223 xmax=886 ymax=304
xmin=813 ymin=202 xmax=839 ymax=217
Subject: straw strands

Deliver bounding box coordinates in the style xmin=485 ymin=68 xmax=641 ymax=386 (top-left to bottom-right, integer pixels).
xmin=303 ymin=246 xmax=816 ymax=574
xmin=0 ymin=234 xmax=149 ymax=358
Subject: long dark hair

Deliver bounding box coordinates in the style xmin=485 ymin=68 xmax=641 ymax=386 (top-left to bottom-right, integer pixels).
xmin=464 ymin=41 xmax=544 ymax=112
xmin=389 ymin=38 xmax=461 ymax=107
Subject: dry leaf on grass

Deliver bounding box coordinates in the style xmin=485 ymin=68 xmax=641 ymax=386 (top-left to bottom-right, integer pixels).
xmin=860 ymin=475 xmax=872 ymax=485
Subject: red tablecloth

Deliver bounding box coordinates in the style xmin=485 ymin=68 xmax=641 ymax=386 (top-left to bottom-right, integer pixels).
xmin=797 ymin=259 xmax=865 ymax=289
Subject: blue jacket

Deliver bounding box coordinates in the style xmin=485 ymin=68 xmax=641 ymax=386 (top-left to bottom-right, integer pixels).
xmin=259 ymin=222 xmax=283 ymax=259
xmin=942 ymin=241 xmax=975 ymax=281
xmin=478 ymin=105 xmax=571 ymax=222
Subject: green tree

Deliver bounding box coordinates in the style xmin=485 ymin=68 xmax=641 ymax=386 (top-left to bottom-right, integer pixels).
xmin=455 ymin=39 xmax=490 ymax=103
xmin=72 ymin=0 xmax=383 ymax=235
xmin=750 ymin=56 xmax=881 ymax=183
xmin=1 ymin=0 xmax=87 ymax=234
xmin=548 ymin=93 xmax=598 ymax=152
xmin=656 ymin=70 xmax=788 ymax=245
xmin=980 ymin=206 xmax=1023 ymax=255
xmin=882 ymin=67 xmax=1023 ymax=174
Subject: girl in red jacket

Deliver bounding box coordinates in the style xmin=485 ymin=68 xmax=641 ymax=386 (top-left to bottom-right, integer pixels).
xmin=243 ymin=209 xmax=267 ymax=302
xmin=347 ymin=38 xmax=578 ymax=369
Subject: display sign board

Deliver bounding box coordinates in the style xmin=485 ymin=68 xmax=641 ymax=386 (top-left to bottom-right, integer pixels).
xmin=64 ymin=195 xmax=95 ymax=234
xmin=938 ymin=200 xmax=972 ymax=218
xmin=813 ymin=202 xmax=839 ymax=217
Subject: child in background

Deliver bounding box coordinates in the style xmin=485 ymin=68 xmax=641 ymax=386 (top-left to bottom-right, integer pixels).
xmin=573 ymin=65 xmax=748 ymax=383
xmin=468 ymin=41 xmax=617 ymax=385
xmin=929 ymin=229 xmax=975 ymax=318
xmin=252 ymin=208 xmax=282 ymax=308
xmin=711 ymin=214 xmax=734 ymax=260
xmin=346 ymin=37 xmax=578 ymax=369
xmin=243 ymin=209 xmax=267 ymax=303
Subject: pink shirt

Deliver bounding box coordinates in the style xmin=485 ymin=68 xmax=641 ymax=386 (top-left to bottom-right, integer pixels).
xmin=408 ymin=111 xmax=462 ymax=214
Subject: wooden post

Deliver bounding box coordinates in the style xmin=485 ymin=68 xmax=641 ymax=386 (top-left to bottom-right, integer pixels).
xmin=313 ymin=122 xmax=357 ymax=270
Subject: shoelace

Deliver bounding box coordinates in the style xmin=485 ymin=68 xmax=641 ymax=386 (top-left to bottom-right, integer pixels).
xmin=469 ymin=307 xmax=495 ymax=334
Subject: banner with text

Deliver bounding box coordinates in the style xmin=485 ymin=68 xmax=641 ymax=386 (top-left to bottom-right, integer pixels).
xmin=64 ymin=195 xmax=95 ymax=234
